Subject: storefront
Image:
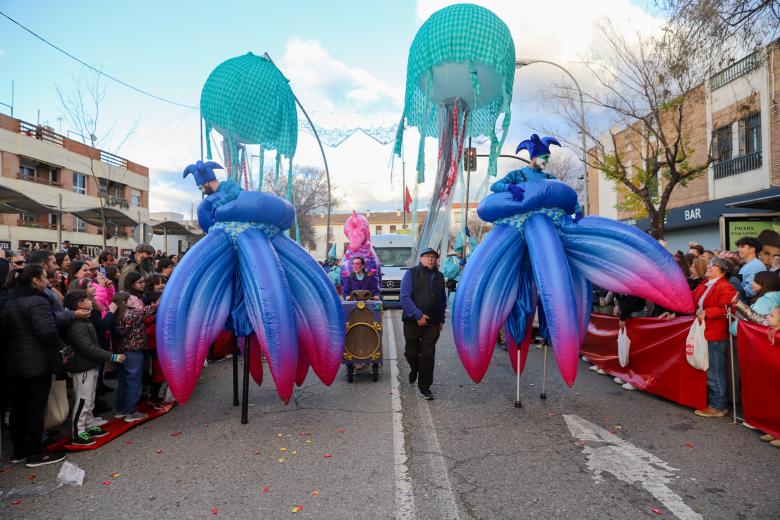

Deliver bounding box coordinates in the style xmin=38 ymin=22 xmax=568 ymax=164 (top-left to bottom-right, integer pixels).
xmin=621 ymin=187 xmax=780 ymax=252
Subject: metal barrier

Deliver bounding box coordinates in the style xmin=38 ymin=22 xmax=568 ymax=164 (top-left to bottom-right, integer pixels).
xmin=709 ymin=52 xmax=761 ymax=90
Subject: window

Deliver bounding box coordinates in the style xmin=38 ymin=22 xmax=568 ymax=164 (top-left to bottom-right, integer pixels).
xmin=131 ymin=189 xmax=142 ymax=206
xmin=74 ymin=217 xmax=87 ymax=233
xmin=715 ymin=125 xmax=732 ymax=161
xmin=19 ymin=164 xmax=36 ymax=180
xmin=73 ymin=173 xmax=87 ymax=195
xmin=743 ymin=113 xmax=761 ymax=154
xmin=308 ymin=241 xmax=317 ymax=251
xmin=49 ymin=168 xmax=59 ymax=184
xmin=390 ymin=225 xmax=397 ymax=233
xmin=375 ymin=225 xmax=383 ymax=235
xmin=48 ymin=213 xmax=59 ymax=227
xmin=21 ymin=211 xmax=36 ymax=223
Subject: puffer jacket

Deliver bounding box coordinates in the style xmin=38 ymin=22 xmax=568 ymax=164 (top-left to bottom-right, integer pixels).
xmin=1 ymin=284 xmax=65 ymax=378
xmin=66 ymin=318 xmax=114 ymax=373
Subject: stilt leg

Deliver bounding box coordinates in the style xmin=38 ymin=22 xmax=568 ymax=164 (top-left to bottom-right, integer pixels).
xmin=232 ymin=340 xmax=239 ymax=407
xmin=514 ymin=344 xmax=522 ymax=408
xmin=241 ymin=336 xmax=250 ymax=424
xmin=540 ymin=342 xmax=548 ymax=400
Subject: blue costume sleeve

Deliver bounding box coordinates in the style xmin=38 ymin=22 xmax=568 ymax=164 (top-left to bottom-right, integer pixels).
xmin=400 ymin=270 xmax=422 ymax=320
xmin=368 ymin=274 xmax=381 ymax=298
xmin=490 ymin=170 xmax=522 ymax=193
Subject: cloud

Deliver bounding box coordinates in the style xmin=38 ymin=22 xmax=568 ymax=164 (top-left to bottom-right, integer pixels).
xmin=280 ymin=38 xmax=403 ymax=114
xmin=149 ymin=170 xmax=202 ymax=216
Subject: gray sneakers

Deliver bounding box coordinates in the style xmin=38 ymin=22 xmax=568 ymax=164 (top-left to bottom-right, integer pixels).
xmin=123 ymin=411 xmax=148 ymax=423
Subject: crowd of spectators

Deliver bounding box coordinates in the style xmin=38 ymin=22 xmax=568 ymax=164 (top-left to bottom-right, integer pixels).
xmin=0 ymin=243 xmax=180 ymax=467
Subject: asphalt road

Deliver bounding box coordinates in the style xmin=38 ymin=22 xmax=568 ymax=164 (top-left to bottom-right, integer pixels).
xmin=1 ymin=309 xmax=778 ymax=519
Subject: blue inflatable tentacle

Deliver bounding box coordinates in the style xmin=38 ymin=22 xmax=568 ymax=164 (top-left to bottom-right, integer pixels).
xmin=569 ymin=263 xmax=592 ymax=345
xmin=236 ymin=228 xmax=298 ymax=404
xmin=453 ymin=224 xmax=522 ymax=383
xmin=157 ymin=229 xmax=234 ymax=404
xmin=505 ymin=263 xmax=536 ymax=344
xmin=271 ymin=233 xmax=345 ymax=387
xmin=524 ymin=213 xmax=580 ymax=387
xmin=559 ymin=216 xmax=694 ymax=314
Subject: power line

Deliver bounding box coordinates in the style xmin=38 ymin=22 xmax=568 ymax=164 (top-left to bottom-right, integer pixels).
xmin=0 ymin=10 xmax=198 ymax=110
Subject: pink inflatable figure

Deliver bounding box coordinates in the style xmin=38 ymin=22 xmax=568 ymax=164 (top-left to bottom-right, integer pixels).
xmin=340 ymin=211 xmax=382 ymax=283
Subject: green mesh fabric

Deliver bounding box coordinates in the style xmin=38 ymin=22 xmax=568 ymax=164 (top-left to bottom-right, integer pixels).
xmin=201 ymin=52 xmax=298 ymax=168
xmin=394 ymin=3 xmax=515 ymax=179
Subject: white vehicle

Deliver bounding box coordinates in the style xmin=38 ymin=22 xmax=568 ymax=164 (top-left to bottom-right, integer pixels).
xmin=372 ymin=233 xmax=414 ymax=301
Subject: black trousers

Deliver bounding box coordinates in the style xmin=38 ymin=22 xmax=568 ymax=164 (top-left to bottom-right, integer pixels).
xmin=10 ymin=373 xmax=52 ymax=458
xmin=403 ymin=320 xmax=441 ymax=391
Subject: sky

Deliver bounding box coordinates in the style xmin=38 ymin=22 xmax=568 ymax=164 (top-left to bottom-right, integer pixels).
xmin=0 ymin=0 xmax=662 ymax=217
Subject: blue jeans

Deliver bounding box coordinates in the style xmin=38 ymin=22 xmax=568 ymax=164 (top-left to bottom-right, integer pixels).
xmin=116 ymin=351 xmax=144 ymax=414
xmin=706 ymin=340 xmax=728 ymax=410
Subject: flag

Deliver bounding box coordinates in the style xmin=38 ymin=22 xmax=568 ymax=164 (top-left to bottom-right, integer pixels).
xmin=404 ymin=185 xmax=412 ymax=214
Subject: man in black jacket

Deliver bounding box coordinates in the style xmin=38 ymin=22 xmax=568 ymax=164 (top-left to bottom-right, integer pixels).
xmin=400 ymin=248 xmax=446 ymax=400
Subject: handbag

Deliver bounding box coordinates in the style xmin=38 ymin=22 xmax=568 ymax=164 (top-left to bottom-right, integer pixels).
xmin=685 ymin=318 xmax=709 ymax=371
xmin=43 ymin=379 xmax=70 ymax=429
xmin=617 ymin=328 xmax=631 ymax=368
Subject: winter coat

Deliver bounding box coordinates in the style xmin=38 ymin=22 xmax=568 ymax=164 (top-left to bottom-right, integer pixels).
xmin=691 ymin=277 xmax=737 ymax=342
xmin=1 ymin=284 xmax=65 ymax=378
xmin=66 ymin=318 xmax=114 ymax=373
xmin=113 ymin=302 xmax=159 ymax=353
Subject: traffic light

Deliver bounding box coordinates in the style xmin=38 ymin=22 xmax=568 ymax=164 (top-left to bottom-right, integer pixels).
xmin=464 ymin=147 xmax=477 ymax=172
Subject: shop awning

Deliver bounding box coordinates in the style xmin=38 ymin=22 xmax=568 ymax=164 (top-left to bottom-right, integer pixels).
xmin=725 ymin=190 xmax=780 ymax=211
xmin=151 ymin=220 xmax=201 ymax=236
xmin=0 ymin=185 xmax=55 ymax=214
xmin=69 ymin=207 xmax=138 ymax=227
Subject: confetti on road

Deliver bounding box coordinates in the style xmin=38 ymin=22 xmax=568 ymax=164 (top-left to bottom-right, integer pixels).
xmin=686 ymin=443 xmax=694 ymax=449
xmin=279 ymin=448 xmax=288 ymax=452
xmin=155 ymin=449 xmax=163 ymax=454
xmin=255 ymin=449 xmax=261 ymax=455
xmin=277 ymin=433 xmax=283 ymax=438
xmin=262 ymin=485 xmax=270 ymax=493
xmin=324 ymin=454 xmax=332 ymax=459
xmin=652 ymin=507 xmax=664 ymax=515
xmin=305 ymin=440 xmax=313 ymax=445
xmin=277 ymin=458 xmax=286 ymax=463
xmin=547 ymin=413 xmax=557 ymax=417
xmin=125 ymin=441 xmax=133 ymax=445
xmin=102 ymin=481 xmax=112 ymax=486
xmin=292 ymin=505 xmax=304 ymax=513
xmin=311 ymin=490 xmax=320 ymax=497
xmin=299 ymin=432 xmax=308 ymax=436
xmin=11 ymin=499 xmax=21 ymax=506
xmin=27 ymin=473 xmax=36 ymax=480
xmin=575 ymin=439 xmax=586 ymax=447
xmin=111 ymin=473 xmax=121 ymax=478
xmin=204 ymin=422 xmax=209 ymax=427
xmin=211 ymin=507 xmax=219 ymax=515
xmin=336 ymin=428 xmax=346 ymax=433
xmin=170 ymin=431 xmax=183 ymax=437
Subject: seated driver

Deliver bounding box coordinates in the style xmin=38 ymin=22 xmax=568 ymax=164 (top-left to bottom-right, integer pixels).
xmin=342 ymin=257 xmax=381 ymax=301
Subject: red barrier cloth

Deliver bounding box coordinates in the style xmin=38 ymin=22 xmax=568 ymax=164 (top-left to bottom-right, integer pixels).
xmin=581 ymin=313 xmax=706 ymax=410
xmin=737 ymin=321 xmax=780 ymax=438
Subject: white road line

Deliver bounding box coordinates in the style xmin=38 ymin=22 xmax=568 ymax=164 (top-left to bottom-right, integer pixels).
xmin=386 ymin=312 xmax=416 ymax=519
xmin=564 ymin=414 xmax=703 ymax=520
xmin=387 ymin=313 xmax=461 ymax=520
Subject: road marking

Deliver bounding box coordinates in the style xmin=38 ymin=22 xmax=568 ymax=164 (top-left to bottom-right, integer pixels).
xmin=387 ymin=313 xmax=461 ymax=520
xmin=386 ymin=312 xmax=416 ymax=519
xmin=564 ymin=414 xmax=702 ymax=520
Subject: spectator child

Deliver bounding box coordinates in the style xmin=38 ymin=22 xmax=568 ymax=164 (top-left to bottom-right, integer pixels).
xmin=736 ymin=236 xmax=765 ymax=301
xmin=64 ymin=291 xmax=125 ymax=445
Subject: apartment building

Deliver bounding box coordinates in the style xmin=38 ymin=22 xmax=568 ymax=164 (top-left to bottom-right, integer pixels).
xmin=587 ymin=39 xmax=780 ymax=252
xmin=0 ymin=113 xmax=150 ymax=257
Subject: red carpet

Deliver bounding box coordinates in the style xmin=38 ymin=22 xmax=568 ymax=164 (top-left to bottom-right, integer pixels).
xmin=47 ymin=401 xmax=174 ymax=452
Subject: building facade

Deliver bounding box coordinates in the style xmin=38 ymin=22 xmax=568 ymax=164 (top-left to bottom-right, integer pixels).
xmin=587 ymin=39 xmax=780 ymax=252
xmin=0 ymin=113 xmax=150 ymax=257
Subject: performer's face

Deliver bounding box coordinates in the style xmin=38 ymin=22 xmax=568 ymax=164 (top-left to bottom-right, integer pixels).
xmin=352 ymin=259 xmax=364 ymax=273
xmin=535 ymin=154 xmax=550 ymax=168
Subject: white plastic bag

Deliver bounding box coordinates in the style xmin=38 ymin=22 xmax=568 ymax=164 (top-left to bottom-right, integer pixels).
xmin=685 ymin=319 xmax=709 ymax=371
xmin=44 ymin=379 xmax=69 ymax=430
xmin=57 ymin=461 xmax=85 ymax=487
xmin=617 ymin=328 xmax=631 ymax=368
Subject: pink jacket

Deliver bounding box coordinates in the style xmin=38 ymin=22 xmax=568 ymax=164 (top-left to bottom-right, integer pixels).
xmin=94 ymin=282 xmax=115 ymax=318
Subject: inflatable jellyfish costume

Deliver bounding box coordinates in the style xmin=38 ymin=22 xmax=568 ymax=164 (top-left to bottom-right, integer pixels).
xmin=452 ymin=136 xmax=695 ymax=387
xmin=156 ymin=54 xmax=345 ymax=405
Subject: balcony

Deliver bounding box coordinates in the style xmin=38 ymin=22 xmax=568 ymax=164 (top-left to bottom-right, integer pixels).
xmin=16 ymin=219 xmax=57 ymax=230
xmin=709 ymin=52 xmax=761 ymax=90
xmin=713 ymin=151 xmax=762 ymax=179
xmin=17 ymin=172 xmax=63 ymax=187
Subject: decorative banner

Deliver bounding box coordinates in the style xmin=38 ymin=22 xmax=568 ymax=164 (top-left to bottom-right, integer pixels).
xmin=737 ymin=321 xmax=780 ymax=438
xmin=581 ymin=314 xmax=707 ymax=410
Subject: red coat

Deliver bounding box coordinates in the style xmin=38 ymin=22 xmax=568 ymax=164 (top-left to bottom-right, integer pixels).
xmin=691 ymin=277 xmax=737 ymax=341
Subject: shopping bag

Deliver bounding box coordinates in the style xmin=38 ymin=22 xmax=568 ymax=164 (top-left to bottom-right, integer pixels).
xmin=685 ymin=319 xmax=709 ymax=371
xmin=617 ymin=328 xmax=631 ymax=367
xmin=43 ymin=379 xmax=69 ymax=429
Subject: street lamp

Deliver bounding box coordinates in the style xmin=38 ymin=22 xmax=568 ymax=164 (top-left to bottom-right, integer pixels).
xmin=515 ymin=59 xmax=589 ymax=216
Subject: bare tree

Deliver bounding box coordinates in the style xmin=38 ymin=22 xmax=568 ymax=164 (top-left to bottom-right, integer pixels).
xmin=549 ymin=18 xmax=721 ymax=238
xmin=661 ymin=0 xmax=779 ymax=50
xmin=265 ymin=165 xmax=342 ymax=246
xmin=57 ymin=71 xmax=138 ymax=248
xmin=546 ymin=152 xmax=583 ymax=197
